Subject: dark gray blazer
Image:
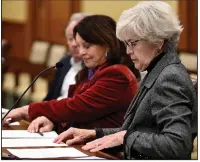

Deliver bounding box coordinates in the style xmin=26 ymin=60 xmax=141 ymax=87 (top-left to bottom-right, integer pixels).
xmin=98 ymin=52 xmax=197 ymax=159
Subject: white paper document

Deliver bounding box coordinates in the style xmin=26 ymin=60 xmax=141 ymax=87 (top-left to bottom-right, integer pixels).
xmin=7 ymin=148 xmax=88 ymax=158
xmin=74 ymin=156 xmax=106 ymax=159
xmin=2 ymin=108 xmax=8 ymax=118
xmin=2 ymin=130 xmax=58 ymax=138
xmin=2 ymin=138 xmax=66 ymax=147
xmin=2 ymin=108 xmax=8 ymax=113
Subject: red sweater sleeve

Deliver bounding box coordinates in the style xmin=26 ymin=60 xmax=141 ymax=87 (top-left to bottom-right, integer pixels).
xmin=28 ymin=66 xmax=138 ymax=124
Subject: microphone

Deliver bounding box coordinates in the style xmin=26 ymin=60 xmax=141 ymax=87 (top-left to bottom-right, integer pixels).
xmin=2 ymin=62 xmax=64 ymax=122
xmin=55 ymin=62 xmax=64 ymax=69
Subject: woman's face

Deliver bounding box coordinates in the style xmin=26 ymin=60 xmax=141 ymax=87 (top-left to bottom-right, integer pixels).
xmin=75 ymin=33 xmax=107 ymax=69
xmin=125 ymin=39 xmax=159 ymax=71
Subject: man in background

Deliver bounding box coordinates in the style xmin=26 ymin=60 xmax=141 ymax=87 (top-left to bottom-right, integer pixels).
xmin=44 ymin=13 xmax=88 ymax=101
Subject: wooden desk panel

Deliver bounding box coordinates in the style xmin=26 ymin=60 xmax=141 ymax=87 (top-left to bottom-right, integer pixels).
xmin=2 ymin=120 xmax=122 ymax=160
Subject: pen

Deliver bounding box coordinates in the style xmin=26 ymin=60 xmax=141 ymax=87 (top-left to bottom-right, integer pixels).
xmin=38 ymin=132 xmax=44 ymax=136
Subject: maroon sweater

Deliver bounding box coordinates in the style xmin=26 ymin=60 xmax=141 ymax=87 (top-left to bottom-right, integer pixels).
xmin=28 ymin=63 xmax=138 ymax=132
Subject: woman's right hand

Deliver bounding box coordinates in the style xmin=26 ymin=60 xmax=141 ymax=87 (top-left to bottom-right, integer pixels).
xmin=53 ymin=127 xmax=96 ymax=145
xmin=27 ymin=116 xmax=54 ymax=133
xmin=2 ymin=105 xmax=30 ymax=126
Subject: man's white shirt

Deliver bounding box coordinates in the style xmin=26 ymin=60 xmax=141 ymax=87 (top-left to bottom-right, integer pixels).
xmin=57 ymin=57 xmax=82 ymax=100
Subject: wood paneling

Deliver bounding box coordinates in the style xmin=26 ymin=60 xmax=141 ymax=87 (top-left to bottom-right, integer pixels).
xmin=2 ymin=21 xmax=26 ymax=59
xmin=71 ymin=0 xmax=80 ymax=13
xmin=178 ymin=0 xmax=197 ymax=53
xmin=2 ymin=0 xmax=80 ymax=60
xmin=178 ymin=1 xmax=188 ymax=51
xmin=188 ymin=0 xmax=197 ymax=53
xmin=34 ymin=0 xmax=50 ymax=41
xmin=48 ymin=1 xmax=71 ymax=44
xmin=32 ymin=0 xmax=75 ymax=45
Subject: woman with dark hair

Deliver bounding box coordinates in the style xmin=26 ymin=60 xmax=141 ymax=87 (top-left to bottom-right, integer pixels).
xmin=73 ymin=15 xmax=140 ymax=84
xmin=3 ymin=15 xmax=140 ymax=134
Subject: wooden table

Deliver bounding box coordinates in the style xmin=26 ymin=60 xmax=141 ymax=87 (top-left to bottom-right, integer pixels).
xmin=2 ymin=120 xmax=122 ymax=160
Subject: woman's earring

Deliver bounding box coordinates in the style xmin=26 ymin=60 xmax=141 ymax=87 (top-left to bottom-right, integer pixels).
xmin=156 ymin=49 xmax=161 ymax=54
xmin=105 ymin=51 xmax=108 ymax=57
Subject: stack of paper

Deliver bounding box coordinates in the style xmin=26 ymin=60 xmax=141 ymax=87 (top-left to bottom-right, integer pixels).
xmin=3 ymin=129 xmax=102 ymax=159
xmin=2 ymin=130 xmax=66 ymax=147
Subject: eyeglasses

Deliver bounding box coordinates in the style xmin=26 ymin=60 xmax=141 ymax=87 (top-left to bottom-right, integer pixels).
xmin=124 ymin=39 xmax=141 ymax=49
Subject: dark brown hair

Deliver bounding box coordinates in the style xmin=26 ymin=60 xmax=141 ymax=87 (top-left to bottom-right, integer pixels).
xmin=73 ymin=15 xmax=140 ymax=83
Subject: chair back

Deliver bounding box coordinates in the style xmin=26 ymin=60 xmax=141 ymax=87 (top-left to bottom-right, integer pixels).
xmin=15 ymin=73 xmax=32 ymax=98
xmin=31 ymin=77 xmax=48 ymax=102
xmin=2 ymin=72 xmax=16 ymax=93
xmin=46 ymin=44 xmax=66 ymax=67
xmin=179 ymin=52 xmax=197 ymax=79
xmin=191 ymin=137 xmax=197 ymax=159
xmin=29 ymin=41 xmax=50 ymax=64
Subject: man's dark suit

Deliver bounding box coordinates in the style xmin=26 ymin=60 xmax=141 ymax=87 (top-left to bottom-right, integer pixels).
xmin=44 ymin=55 xmax=72 ymax=101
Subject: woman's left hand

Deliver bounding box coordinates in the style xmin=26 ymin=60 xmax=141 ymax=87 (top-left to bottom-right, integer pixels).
xmin=82 ymin=130 xmax=127 ymax=152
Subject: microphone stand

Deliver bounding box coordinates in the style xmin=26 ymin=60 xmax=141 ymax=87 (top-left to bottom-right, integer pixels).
xmin=2 ymin=66 xmax=56 ymax=122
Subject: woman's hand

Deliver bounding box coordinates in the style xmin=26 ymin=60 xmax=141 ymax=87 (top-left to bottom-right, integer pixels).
xmin=82 ymin=130 xmax=127 ymax=152
xmin=27 ymin=116 xmax=54 ymax=133
xmin=53 ymin=127 xmax=96 ymax=145
xmin=2 ymin=105 xmax=29 ymax=125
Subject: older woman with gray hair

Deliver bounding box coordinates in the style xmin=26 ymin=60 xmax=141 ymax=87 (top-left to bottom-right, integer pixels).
xmin=53 ymin=1 xmax=197 ymax=159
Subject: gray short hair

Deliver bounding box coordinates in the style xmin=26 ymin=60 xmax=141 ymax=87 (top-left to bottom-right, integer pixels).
xmin=116 ymin=1 xmax=183 ymax=52
xmin=66 ymin=13 xmax=90 ymax=29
